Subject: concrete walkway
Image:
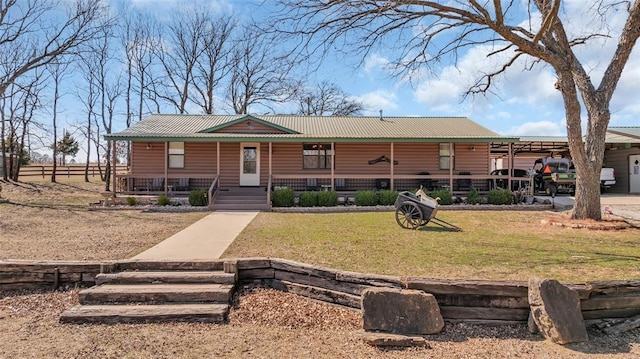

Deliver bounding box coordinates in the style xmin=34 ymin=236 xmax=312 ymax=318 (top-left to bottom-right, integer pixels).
xmin=132 ymin=211 xmax=259 ymax=260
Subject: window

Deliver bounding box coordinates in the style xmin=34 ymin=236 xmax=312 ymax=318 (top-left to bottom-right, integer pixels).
xmin=168 ymin=142 xmax=185 ymax=168
xmin=303 ymin=143 xmax=333 ymax=169
xmin=439 ymin=143 xmax=454 ymax=170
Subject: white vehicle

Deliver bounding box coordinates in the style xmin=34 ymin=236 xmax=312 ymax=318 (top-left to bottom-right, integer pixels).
xmin=600 ymin=167 xmax=616 ymax=192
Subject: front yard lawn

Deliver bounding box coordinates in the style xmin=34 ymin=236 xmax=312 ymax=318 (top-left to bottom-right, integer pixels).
xmin=222 ymin=211 xmax=640 ymax=282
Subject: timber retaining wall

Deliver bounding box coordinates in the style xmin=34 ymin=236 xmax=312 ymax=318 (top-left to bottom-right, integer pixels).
xmin=2 ymin=258 xmax=640 ymax=324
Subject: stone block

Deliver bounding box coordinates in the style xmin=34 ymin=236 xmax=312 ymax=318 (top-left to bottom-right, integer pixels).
xmin=362 ymin=287 xmax=444 ymax=335
xmin=528 ymin=278 xmax=588 ymax=344
xmin=358 ymin=331 xmax=429 ymax=348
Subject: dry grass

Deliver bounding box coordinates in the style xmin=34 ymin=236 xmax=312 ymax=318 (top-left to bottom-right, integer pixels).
xmin=0 ymin=177 xmax=206 ymax=260
xmin=2 ymin=177 xmax=640 ymax=357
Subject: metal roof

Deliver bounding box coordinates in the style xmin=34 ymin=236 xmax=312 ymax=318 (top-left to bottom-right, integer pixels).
xmin=607 ymin=127 xmax=640 ymax=141
xmin=106 ymin=114 xmax=514 ymax=142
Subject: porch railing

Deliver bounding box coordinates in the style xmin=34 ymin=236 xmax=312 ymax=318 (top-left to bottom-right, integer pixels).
xmin=114 ymin=174 xmax=217 ymax=195
xmin=207 ymin=176 xmax=219 ymax=209
xmin=271 ymin=173 xmax=531 ymax=194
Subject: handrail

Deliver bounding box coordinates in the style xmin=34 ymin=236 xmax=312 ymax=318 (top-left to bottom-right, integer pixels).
xmin=207 ymin=175 xmax=219 ymax=209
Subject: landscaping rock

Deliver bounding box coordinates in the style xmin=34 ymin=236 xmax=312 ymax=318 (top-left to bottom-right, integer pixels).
xmin=362 ymin=287 xmax=444 ymax=335
xmin=358 ymin=331 xmax=429 ymax=348
xmin=528 ymin=278 xmax=588 ymax=344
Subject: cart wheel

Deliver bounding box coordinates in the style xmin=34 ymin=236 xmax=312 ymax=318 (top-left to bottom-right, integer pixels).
xmin=395 ymin=201 xmax=424 ymax=229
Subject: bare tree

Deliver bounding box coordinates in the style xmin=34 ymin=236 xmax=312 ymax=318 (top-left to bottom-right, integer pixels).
xmin=48 ymin=62 xmax=68 ymax=183
xmin=121 ymin=10 xmax=158 ymax=123
xmin=192 ymin=15 xmax=234 ymax=114
xmin=0 ymin=74 xmax=44 ymax=181
xmin=76 ymin=51 xmax=99 ymax=182
xmin=0 ymin=0 xmax=109 ymax=96
xmin=154 ymin=8 xmax=209 ymax=114
xmin=0 ymin=0 xmax=109 ymax=180
xmin=270 ymin=0 xmax=640 ymax=220
xmin=228 ymin=26 xmax=298 ymax=114
xmin=297 ymin=81 xmax=363 ymax=115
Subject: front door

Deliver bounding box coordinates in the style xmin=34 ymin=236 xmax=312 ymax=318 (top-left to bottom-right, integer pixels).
xmin=240 ymin=143 xmax=260 ymax=186
xmin=630 ymin=155 xmax=640 ymax=194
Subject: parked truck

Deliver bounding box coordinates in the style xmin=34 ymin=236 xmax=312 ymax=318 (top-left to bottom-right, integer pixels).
xmin=600 ymin=166 xmax=616 ymax=192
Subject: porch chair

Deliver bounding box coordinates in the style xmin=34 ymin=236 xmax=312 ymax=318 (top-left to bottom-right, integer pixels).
xmin=175 ymin=177 xmax=189 ymax=191
xmin=149 ymin=177 xmax=164 ymax=191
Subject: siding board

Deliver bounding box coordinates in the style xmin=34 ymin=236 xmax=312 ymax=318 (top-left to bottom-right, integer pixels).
xmin=129 ymin=141 xmax=492 ymax=188
xmin=215 ymin=121 xmax=287 ymax=134
xmin=604 ymin=147 xmax=640 ymax=193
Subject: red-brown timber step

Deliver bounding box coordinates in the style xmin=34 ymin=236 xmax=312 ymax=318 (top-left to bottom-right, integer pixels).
xmin=95 ymin=271 xmax=236 ymax=285
xmin=60 ymin=303 xmax=229 ymax=324
xmin=79 ymin=283 xmax=234 ymax=304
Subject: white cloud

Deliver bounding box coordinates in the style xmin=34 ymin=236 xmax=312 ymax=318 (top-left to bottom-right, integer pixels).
xmin=363 ymin=54 xmax=390 ymax=74
xmin=507 ymin=121 xmax=565 ymax=136
xmin=356 ymin=90 xmax=398 ymax=114
xmin=414 ymin=78 xmax=460 ymax=113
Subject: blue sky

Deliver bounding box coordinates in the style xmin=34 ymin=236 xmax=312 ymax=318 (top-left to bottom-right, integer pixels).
xmin=110 ymin=0 xmax=640 ymax=138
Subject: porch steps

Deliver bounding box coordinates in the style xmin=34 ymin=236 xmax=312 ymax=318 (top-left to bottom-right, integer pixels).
xmin=60 ymin=262 xmax=237 ymax=324
xmin=211 ymin=188 xmax=268 ymax=210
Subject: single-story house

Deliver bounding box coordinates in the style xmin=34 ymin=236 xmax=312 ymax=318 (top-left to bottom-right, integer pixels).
xmin=105 ymin=114 xmax=519 ymax=207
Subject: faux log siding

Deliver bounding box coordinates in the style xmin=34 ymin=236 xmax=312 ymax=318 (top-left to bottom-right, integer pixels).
xmin=215 ymin=121 xmax=287 ymax=134
xmin=130 ymin=141 xmax=491 ymax=182
xmin=167 ymin=142 xmax=217 ymax=176
xmin=334 ymin=143 xmax=393 ymax=175
xmin=219 ymin=142 xmax=240 ymax=186
xmin=604 ymin=147 xmax=640 ymax=193
xmin=452 ymin=143 xmax=490 ymax=175
xmin=131 ymin=142 xmax=165 ymax=175
xmin=271 ymin=143 xmax=330 ymax=176
xmin=393 ymin=143 xmax=439 ymax=175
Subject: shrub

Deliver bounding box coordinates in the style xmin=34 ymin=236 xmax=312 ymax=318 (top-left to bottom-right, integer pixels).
xmin=378 ymin=189 xmax=398 ymax=206
xmin=126 ymin=196 xmax=137 ymax=206
xmin=354 ymin=190 xmax=377 ymax=206
xmin=429 ymin=189 xmax=453 ymax=205
xmin=466 ymin=187 xmax=483 ymax=205
xmin=157 ymin=194 xmax=171 ymax=206
xmin=317 ymin=190 xmax=338 ymax=207
xmin=189 ymin=189 xmax=208 ymax=206
xmin=272 ymin=187 xmax=295 ymax=207
xmin=487 ymin=188 xmax=513 ymax=205
xmin=298 ymin=191 xmax=318 ymax=207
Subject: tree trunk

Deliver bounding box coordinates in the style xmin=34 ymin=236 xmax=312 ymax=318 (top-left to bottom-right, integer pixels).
xmin=555 ymin=67 xmax=603 ymax=220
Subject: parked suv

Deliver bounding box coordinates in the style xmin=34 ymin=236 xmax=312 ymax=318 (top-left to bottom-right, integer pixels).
xmin=488 ymin=168 xmax=531 ymax=191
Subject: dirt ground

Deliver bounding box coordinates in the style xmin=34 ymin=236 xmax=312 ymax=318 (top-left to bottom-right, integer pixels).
xmin=1 ymin=179 xmax=640 ymax=357
xmin=1 ymin=287 xmax=639 ymax=359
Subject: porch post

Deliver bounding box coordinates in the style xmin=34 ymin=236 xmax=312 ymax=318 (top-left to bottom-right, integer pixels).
xmin=390 ymin=142 xmax=394 ymax=190
xmin=164 ymin=142 xmax=168 ymax=193
xmin=449 ymin=142 xmax=454 ymax=190
xmin=111 ymin=140 xmax=117 ymax=197
xmin=216 ymin=142 xmax=220 ymax=177
xmin=331 ymin=142 xmax=335 ymax=190
xmin=508 ymin=142 xmax=513 ymax=190
xmin=269 ymin=142 xmax=273 ymax=180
